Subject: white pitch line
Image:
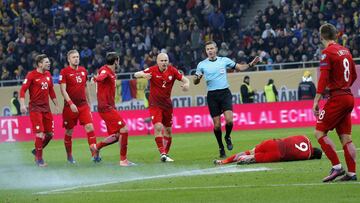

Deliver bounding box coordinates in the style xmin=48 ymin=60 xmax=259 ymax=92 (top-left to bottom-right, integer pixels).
xmin=40 ymin=181 xmax=360 ymax=195
xmin=35 ymin=166 xmax=272 ymax=195
xmin=335 ymin=148 xmax=360 ymax=153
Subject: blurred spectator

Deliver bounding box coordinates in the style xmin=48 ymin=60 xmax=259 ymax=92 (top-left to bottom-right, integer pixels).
xmin=218 ymin=42 xmax=231 ymax=57
xmin=264 ymin=79 xmax=278 ymax=102
xmin=265 ymin=58 xmax=274 ymax=71
xmin=1 ymin=65 xmax=10 ymax=81
xmin=0 ymin=0 xmax=358 ymax=85
xmin=240 ymin=75 xmax=255 ymax=103
xmin=262 ymin=23 xmax=276 ymax=39
xmin=10 ymin=91 xmax=21 ymax=116
xmin=298 ymin=71 xmax=316 ymax=100
xmin=52 ymin=68 xmax=60 ymax=84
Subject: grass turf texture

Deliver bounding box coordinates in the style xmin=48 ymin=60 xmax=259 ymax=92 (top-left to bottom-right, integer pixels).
xmin=0 ymin=126 xmax=359 ymax=203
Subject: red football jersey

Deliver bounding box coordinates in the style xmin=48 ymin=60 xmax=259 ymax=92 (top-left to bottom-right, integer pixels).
xmin=317 ymin=42 xmax=357 ymax=94
xmin=20 ymin=70 xmax=56 ymax=112
xmin=276 ymin=135 xmax=313 ymax=161
xmin=143 ymin=65 xmax=183 ymax=109
xmin=95 ymin=65 xmax=116 ymax=112
xmin=59 ymin=66 xmax=88 ymax=107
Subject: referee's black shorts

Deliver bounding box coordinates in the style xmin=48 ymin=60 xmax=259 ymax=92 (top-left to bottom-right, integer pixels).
xmin=206 ymin=88 xmax=233 ymax=117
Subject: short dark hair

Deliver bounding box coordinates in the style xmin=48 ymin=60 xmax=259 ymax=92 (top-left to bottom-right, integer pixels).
xmin=35 ymin=54 xmax=48 ymax=66
xmin=320 ymin=23 xmax=337 ymax=41
xmin=310 ymin=147 xmax=323 ymax=159
xmin=205 ymin=41 xmax=217 ymax=48
xmin=106 ymin=52 xmax=119 ymax=65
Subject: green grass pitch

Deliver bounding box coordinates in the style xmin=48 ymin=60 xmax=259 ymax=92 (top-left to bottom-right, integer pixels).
xmin=0 ymin=126 xmax=359 ymax=203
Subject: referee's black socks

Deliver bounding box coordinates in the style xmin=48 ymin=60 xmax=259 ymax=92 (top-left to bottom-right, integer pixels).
xmin=213 ymin=128 xmax=224 ymax=149
xmin=225 ymin=122 xmax=233 ymax=138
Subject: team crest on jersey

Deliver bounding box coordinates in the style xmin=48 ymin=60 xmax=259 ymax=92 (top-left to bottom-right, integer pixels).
xmin=321 ymin=54 xmax=326 ymax=60
xmin=46 ymin=77 xmax=50 ymax=81
xmin=168 ymin=76 xmax=173 ymax=80
xmin=23 ymin=79 xmax=27 ymax=84
xmin=101 ymin=70 xmax=106 ymax=74
xmin=81 ymin=72 xmax=85 ymax=76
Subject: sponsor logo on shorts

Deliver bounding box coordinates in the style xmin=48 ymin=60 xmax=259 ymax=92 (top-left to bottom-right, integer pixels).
xmin=118 ymin=121 xmax=122 ymax=125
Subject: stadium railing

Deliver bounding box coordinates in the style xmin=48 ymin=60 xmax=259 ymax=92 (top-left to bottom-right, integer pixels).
xmin=1 ymin=58 xmax=359 ymax=87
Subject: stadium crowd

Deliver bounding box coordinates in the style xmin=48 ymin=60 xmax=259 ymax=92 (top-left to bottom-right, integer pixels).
xmin=0 ymin=0 xmax=359 ymax=82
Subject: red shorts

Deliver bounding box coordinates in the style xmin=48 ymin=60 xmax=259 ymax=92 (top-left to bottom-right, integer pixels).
xmin=29 ymin=111 xmax=54 ymax=133
xmin=99 ymin=109 xmax=126 ymax=135
xmin=254 ymin=139 xmax=281 ymax=163
xmin=62 ymin=104 xmax=93 ymax=129
xmin=149 ymin=106 xmax=173 ymax=127
xmin=316 ymin=95 xmax=354 ymax=135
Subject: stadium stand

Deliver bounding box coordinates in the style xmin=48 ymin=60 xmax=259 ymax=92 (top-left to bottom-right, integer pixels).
xmin=0 ymin=0 xmax=359 ymax=85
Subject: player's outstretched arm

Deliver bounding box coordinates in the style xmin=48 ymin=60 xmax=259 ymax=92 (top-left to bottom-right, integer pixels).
xmin=134 ymin=71 xmax=151 ymax=80
xmin=235 ymin=56 xmax=260 ymax=71
xmin=180 ymin=76 xmax=190 ymax=91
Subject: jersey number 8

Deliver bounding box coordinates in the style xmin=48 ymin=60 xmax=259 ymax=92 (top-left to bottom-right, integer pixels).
xmin=343 ymin=58 xmax=350 ymax=82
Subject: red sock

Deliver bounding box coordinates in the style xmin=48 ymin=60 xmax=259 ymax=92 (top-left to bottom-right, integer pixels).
xmin=96 ymin=134 xmax=118 ymax=150
xmin=163 ymin=136 xmax=172 ymax=154
xmin=245 ymin=150 xmax=251 ymax=155
xmin=343 ymin=141 xmax=357 ymax=173
xmin=318 ymin=135 xmax=340 ymax=166
xmin=35 ymin=137 xmax=43 ymax=160
xmin=64 ymin=134 xmax=72 ymax=157
xmin=222 ymin=154 xmax=237 ymax=164
xmin=42 ymin=134 xmax=52 ymax=149
xmin=119 ymin=132 xmax=128 ymax=161
xmin=86 ymin=131 xmax=96 ymax=146
xmin=155 ymin=137 xmax=166 ymax=154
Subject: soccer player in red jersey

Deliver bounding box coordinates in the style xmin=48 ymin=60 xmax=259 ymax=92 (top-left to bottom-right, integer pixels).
xmin=19 ymin=54 xmax=59 ymax=167
xmin=134 ymin=53 xmax=190 ymax=162
xmin=59 ymin=50 xmax=97 ymax=163
xmin=91 ymin=52 xmax=135 ymax=166
xmin=313 ymin=23 xmax=357 ymax=182
xmin=214 ymin=135 xmax=322 ymax=165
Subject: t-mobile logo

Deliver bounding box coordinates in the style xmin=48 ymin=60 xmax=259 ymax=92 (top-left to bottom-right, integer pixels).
xmin=1 ymin=119 xmax=18 ymax=142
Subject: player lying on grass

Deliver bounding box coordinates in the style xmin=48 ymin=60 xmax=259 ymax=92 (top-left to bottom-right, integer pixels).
xmin=214 ymin=135 xmax=322 ymax=165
